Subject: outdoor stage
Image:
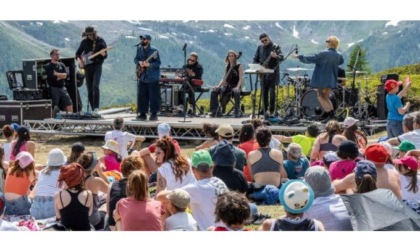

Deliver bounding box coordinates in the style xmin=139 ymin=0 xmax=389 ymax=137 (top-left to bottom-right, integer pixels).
xmin=23 ymin=107 xmax=387 ymax=140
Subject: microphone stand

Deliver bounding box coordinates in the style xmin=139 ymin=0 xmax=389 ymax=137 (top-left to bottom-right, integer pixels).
xmin=179 ymin=43 xmax=191 ymax=123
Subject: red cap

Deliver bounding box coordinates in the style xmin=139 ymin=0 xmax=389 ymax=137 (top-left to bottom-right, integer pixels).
xmin=393 ymin=156 xmax=419 ymax=171
xmin=384 ymin=79 xmax=402 ymax=92
xmin=364 ymin=144 xmax=388 ymax=163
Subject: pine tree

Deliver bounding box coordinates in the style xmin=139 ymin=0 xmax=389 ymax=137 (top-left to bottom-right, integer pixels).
xmin=347 ymin=44 xmax=371 ymax=73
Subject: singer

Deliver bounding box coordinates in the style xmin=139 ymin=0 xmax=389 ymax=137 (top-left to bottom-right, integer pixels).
xmin=292 ymin=36 xmax=344 ymax=123
xmin=178 ymin=52 xmax=203 ymax=115
xmin=253 ymin=33 xmax=283 ymax=115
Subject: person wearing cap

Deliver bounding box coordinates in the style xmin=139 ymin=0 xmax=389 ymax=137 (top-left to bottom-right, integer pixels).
xmin=99 ymin=140 xmax=122 ymax=172
xmin=156 ymin=189 xmax=198 ymax=231
xmin=134 ymin=33 xmax=161 ymax=121
xmin=293 ymin=36 xmax=344 ymax=123
xmin=394 ymin=140 xmax=416 ymax=158
xmin=248 ymin=127 xmax=287 ymax=188
xmin=283 ymin=143 xmax=310 ymax=180
xmin=4 ymin=151 xmax=36 ymax=215
xmin=78 ymin=152 xmax=110 ymax=230
xmin=333 ymin=144 xmax=402 ymax=199
xmin=342 ymin=117 xmax=367 ymax=150
xmin=322 ymin=151 xmax=339 ymax=169
xmin=178 ymin=52 xmax=204 ymax=116
xmin=328 ymin=140 xmax=359 ymax=181
xmin=394 ymin=156 xmax=420 ymax=210
xmin=67 ymin=142 xmax=85 ymax=163
xmin=209 ymin=123 xmax=246 ymax=172
xmin=182 ymin=150 xmax=228 ymax=231
xmin=46 ymin=49 xmax=73 ymax=113
xmin=55 ymin=163 xmax=93 ymax=231
xmin=75 ymin=26 xmax=108 ymax=115
xmin=259 ymin=180 xmax=325 ymax=231
xmin=2 ymin=125 xmax=15 ymax=162
xmin=388 ymin=112 xmax=420 ymax=150
xmin=9 ymin=126 xmax=35 ymax=162
xmin=29 ymin=148 xmax=67 ymax=220
xmin=385 ymin=77 xmax=411 ymax=139
xmin=105 ymin=117 xmax=146 ymax=159
xmin=253 ymin=33 xmax=283 ymax=115
xmin=303 ymin=166 xmax=353 ymax=231
xmin=114 ymin=170 xmax=162 ymax=231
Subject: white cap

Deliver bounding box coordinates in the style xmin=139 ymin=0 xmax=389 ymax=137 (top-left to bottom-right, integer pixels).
xmin=343 ymin=117 xmax=359 ymax=128
xmin=158 ymin=123 xmax=171 ymax=138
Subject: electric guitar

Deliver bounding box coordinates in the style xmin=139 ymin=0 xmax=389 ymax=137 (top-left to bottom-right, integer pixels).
xmin=77 ymin=46 xmax=113 ymax=69
xmin=135 ymin=51 xmax=158 ymax=78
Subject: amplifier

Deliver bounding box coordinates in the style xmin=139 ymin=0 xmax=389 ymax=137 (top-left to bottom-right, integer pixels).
xmin=13 ymin=89 xmax=43 ymax=101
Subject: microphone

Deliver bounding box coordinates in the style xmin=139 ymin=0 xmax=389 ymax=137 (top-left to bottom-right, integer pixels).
xmin=183 ymin=43 xmax=187 ymax=51
xmin=295 ymin=44 xmax=298 ymax=54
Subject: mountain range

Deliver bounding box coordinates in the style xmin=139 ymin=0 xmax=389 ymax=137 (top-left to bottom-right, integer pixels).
xmin=0 ymin=20 xmax=419 ymax=107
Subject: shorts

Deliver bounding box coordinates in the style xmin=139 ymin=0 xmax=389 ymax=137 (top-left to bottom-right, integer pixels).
xmin=50 ymin=86 xmax=73 ymax=108
xmin=30 ymin=196 xmax=56 ymax=220
xmin=5 ymin=195 xmax=31 ymax=216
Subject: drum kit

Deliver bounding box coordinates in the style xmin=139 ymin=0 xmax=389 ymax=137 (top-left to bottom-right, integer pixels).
xmin=278 ymin=68 xmax=372 ymax=121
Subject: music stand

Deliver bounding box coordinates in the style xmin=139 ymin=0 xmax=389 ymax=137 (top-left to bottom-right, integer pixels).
xmin=244 ymin=68 xmax=274 ymax=119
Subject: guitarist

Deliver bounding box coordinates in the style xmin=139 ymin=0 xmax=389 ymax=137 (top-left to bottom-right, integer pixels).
xmin=210 ymin=50 xmax=244 ymax=118
xmin=179 ymin=52 xmax=203 ymax=115
xmin=75 ymin=26 xmax=108 ymax=115
xmin=134 ymin=33 xmax=161 ymax=121
xmin=253 ymin=33 xmax=283 ymax=115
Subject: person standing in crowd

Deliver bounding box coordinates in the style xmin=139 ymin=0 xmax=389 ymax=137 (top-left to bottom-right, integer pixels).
xmin=293 ymin=36 xmax=344 ymax=123
xmin=179 ymin=52 xmax=203 ymax=115
xmin=75 ymin=26 xmax=108 ymax=115
xmin=46 ymin=49 xmax=73 ymax=113
xmin=384 ymin=78 xmax=411 ymax=139
xmin=134 ymin=33 xmax=161 ymax=121
xmin=253 ymin=33 xmax=283 ymax=115
xmin=210 ymin=50 xmax=244 ymax=118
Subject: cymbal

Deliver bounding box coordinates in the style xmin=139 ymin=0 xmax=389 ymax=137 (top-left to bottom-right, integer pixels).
xmin=346 ymin=71 xmax=368 ymax=75
xmin=287 ymin=67 xmax=312 ymax=72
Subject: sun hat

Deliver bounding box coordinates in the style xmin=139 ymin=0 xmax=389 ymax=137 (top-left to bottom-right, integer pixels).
xmin=279 ymin=180 xmax=314 ymax=214
xmin=47 ymin=148 xmax=67 ymax=166
xmin=102 ymin=140 xmax=119 ymax=154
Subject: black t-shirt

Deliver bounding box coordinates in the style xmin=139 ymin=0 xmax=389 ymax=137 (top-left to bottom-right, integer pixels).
xmin=45 ymin=62 xmax=67 ymax=88
xmin=213 ymin=165 xmax=248 ymax=193
xmin=75 ymin=36 xmax=108 ymax=65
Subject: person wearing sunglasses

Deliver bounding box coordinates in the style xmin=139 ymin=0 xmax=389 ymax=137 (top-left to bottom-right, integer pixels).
xmin=253 ymin=33 xmax=283 ymax=116
xmin=75 ymin=26 xmax=108 ymax=116
xmin=178 ymin=52 xmax=203 ymax=115
xmin=292 ymin=36 xmax=344 ymax=123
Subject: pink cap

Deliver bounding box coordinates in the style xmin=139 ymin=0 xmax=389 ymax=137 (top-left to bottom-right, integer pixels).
xmin=393 ymin=156 xmax=419 ymax=171
xmin=16 ymin=151 xmax=34 ymax=169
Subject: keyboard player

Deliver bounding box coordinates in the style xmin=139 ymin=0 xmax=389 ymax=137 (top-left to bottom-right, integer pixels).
xmin=178 ymin=52 xmax=203 ymax=115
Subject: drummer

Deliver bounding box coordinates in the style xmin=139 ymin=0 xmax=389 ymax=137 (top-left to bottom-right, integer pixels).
xmin=292 ymin=36 xmax=344 ymax=123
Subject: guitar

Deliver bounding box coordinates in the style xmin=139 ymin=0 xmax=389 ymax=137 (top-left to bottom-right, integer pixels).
xmin=77 ymin=46 xmax=113 ymax=69
xmin=262 ymin=45 xmax=280 ymax=68
xmin=135 ymin=51 xmax=158 ymax=78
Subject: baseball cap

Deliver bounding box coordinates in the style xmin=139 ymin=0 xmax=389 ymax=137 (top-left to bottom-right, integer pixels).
xmin=394 ymin=140 xmax=416 ymax=152
xmin=343 ymin=117 xmax=359 ymax=128
xmin=379 ymin=141 xmax=393 ymax=156
xmin=16 ymin=151 xmax=34 ymax=169
xmin=47 ymin=148 xmax=67 ymax=167
xmin=279 ymin=180 xmax=314 ymax=214
xmin=139 ymin=33 xmax=152 ymax=40
xmin=166 ymin=189 xmax=190 ymax=209
xmin=215 ymin=124 xmax=234 ymax=138
xmin=384 ymin=79 xmax=402 ymax=92
xmin=393 ymin=156 xmax=419 ymax=171
xmin=304 ymin=166 xmax=334 ymax=198
xmin=191 ymin=150 xmax=213 ymax=171
xmin=10 ymin=123 xmax=20 ymax=131
xmin=158 ymin=123 xmax=171 ymax=138
xmin=364 ymin=144 xmax=388 ymax=163
xmin=287 ymin=143 xmax=302 ymax=159
xmin=323 ymin=151 xmax=338 ymax=166
xmin=354 ymin=160 xmax=377 ymax=181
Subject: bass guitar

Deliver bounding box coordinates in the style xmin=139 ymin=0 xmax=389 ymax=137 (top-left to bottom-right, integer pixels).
xmin=135 ymin=51 xmax=158 ymax=78
xmin=77 ymin=46 xmax=113 ymax=69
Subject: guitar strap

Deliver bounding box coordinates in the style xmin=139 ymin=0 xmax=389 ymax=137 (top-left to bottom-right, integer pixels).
xmin=92 ymin=39 xmax=96 ymax=52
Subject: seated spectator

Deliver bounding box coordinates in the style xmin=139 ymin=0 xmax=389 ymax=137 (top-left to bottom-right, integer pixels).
xmin=283 ymin=143 xmax=310 ymax=180
xmin=99 ymin=140 xmax=122 ymax=172
xmin=30 ymin=148 xmax=66 ymax=220
xmin=9 ymin=126 xmax=36 ymax=161
xmin=395 ymin=140 xmax=416 ymax=159
xmin=259 ymin=180 xmax=324 ymax=231
xmin=195 ymin=123 xmax=219 ymax=151
xmin=2 ymin=125 xmax=14 ymax=162
xmin=250 ymin=118 xmax=281 ymax=149
xmin=342 ymin=117 xmax=367 ymax=151
xmin=0 ymin=193 xmax=20 ymax=231
xmin=329 ymin=140 xmax=359 ymax=181
xmin=273 ymin=123 xmax=320 ymax=158
xmin=161 ymin=189 xmax=198 ymax=231
xmin=354 ymin=160 xmax=378 ymax=194
xmin=0 ymin=147 xmax=8 ymax=193
xmin=210 ymin=191 xmax=251 ymax=231
xmin=4 ymin=152 xmax=36 ymax=215
xmin=114 ymin=170 xmax=162 ymax=231
xmin=237 ymin=123 xmax=259 ymax=182
xmin=379 ymin=141 xmax=397 ymax=170
xmin=67 ymin=142 xmax=85 ymax=164
xmin=248 ymin=127 xmax=287 ymax=187
xmin=310 ymin=120 xmax=346 ymax=162
xmin=394 ymin=156 xmax=420 ymax=214
xmin=388 ymin=112 xmax=420 ymax=149
xmin=304 ymin=166 xmax=353 ymax=231
xmin=322 ymin=151 xmax=339 ymax=170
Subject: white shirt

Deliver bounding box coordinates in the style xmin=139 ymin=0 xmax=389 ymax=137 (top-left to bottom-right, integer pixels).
xmin=164 ymin=212 xmax=198 ymax=231
xmin=3 ymin=142 xmax=12 ymax=162
xmin=35 ymin=169 xmax=61 ymax=197
xmin=104 ymin=130 xmax=136 ymax=159
xmin=400 ymin=174 xmax=420 ymax=204
xmin=398 ymin=129 xmax=420 ymax=149
xmin=158 ymin=161 xmax=196 ymax=190
xmin=182 ymin=177 xmax=228 ymax=231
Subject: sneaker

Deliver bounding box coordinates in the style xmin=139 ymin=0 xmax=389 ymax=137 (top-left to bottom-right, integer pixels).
xmin=92 ymin=108 xmax=99 ymax=115
xmin=136 ymin=114 xmax=147 ymax=121
xmin=149 ymin=113 xmax=158 ymax=121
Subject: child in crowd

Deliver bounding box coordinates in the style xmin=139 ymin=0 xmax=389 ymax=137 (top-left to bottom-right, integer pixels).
xmin=385 ymin=77 xmax=411 ymax=138
xmin=395 ymin=140 xmax=416 ymax=159
xmin=394 ymin=156 xmax=420 ymax=214
xmin=161 ymin=189 xmax=198 ymax=231
xmin=99 ymin=140 xmax=122 ymax=172
xmin=211 ymin=191 xmax=251 ymax=231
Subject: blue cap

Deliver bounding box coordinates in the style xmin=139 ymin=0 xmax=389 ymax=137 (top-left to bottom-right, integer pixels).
xmin=139 ymin=33 xmax=152 ymax=40
xmin=10 ymin=123 xmax=20 ymax=131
